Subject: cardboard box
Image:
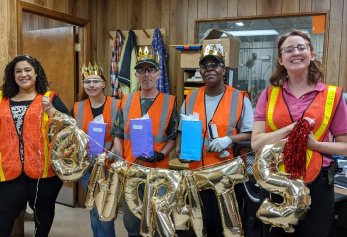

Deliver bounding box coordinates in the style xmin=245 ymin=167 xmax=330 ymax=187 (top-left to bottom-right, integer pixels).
xmin=199 ymin=28 xmax=224 ymax=42
xmin=180 ymin=51 xmax=200 ymax=69
xmin=202 ymin=37 xmax=240 ymax=68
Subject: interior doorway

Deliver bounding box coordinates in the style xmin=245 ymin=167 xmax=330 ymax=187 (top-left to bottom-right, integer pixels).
xmin=17 ymin=1 xmax=90 ymax=207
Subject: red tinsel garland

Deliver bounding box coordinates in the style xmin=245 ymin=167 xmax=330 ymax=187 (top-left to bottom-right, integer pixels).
xmin=282 ymin=118 xmax=313 ymax=179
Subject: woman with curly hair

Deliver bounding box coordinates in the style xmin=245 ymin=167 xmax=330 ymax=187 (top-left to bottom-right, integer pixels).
xmin=251 ymin=29 xmax=347 ymax=237
xmin=0 ymin=55 xmax=69 ymax=237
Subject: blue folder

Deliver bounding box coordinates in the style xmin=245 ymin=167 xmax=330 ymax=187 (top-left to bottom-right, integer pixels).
xmin=130 ymin=118 xmax=154 ymax=158
xmin=88 ymin=122 xmax=107 ymax=156
xmin=180 ymin=120 xmax=202 ymax=161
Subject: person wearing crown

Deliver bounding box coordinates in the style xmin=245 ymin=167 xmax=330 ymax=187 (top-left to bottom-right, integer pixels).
xmin=0 ymin=55 xmax=69 ymax=236
xmin=72 ymin=62 xmax=119 ymax=237
xmin=111 ymin=46 xmax=179 ymax=237
xmin=175 ymin=44 xmax=254 ymax=236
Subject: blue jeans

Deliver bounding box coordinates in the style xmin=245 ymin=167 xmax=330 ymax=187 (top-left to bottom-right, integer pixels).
xmin=122 ymin=184 xmax=166 ymax=237
xmin=81 ymin=169 xmax=116 ymax=237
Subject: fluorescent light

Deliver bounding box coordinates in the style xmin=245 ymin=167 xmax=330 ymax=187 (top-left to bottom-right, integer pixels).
xmin=235 ymin=22 xmax=244 ymax=27
xmin=225 ymin=29 xmax=279 ymax=37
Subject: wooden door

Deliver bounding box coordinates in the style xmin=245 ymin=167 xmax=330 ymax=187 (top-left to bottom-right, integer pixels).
xmin=23 ymin=26 xmax=77 ymax=207
xmin=22 ymin=26 xmax=76 ymax=110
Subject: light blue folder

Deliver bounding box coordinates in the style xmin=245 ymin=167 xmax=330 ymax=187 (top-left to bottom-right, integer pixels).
xmin=130 ymin=118 xmax=154 ymax=158
xmin=88 ymin=122 xmax=107 ymax=156
xmin=180 ymin=120 xmax=202 ymax=161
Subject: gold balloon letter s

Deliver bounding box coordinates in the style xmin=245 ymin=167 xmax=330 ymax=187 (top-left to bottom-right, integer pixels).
xmin=253 ymin=140 xmax=311 ymax=233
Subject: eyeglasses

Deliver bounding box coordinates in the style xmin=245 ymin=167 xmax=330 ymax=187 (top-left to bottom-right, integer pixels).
xmin=136 ymin=67 xmax=158 ymax=75
xmin=200 ymin=62 xmax=224 ymax=70
xmin=82 ymin=79 xmax=104 ymax=86
xmin=280 ymin=43 xmax=310 ymax=55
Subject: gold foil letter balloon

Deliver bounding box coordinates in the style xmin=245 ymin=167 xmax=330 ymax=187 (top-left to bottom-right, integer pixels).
xmin=141 ymin=169 xmax=180 ymax=237
xmin=173 ymin=170 xmax=204 ymax=237
xmin=85 ymin=155 xmax=106 ymax=209
xmin=49 ymin=124 xmax=89 ymax=181
xmin=253 ymin=140 xmax=311 ymax=233
xmin=123 ymin=165 xmax=151 ymax=219
xmin=47 ymin=110 xmax=78 ymax=143
xmin=48 ymin=111 xmax=90 ymax=181
xmin=193 ymin=158 xmax=248 ymax=237
xmin=98 ymin=159 xmax=128 ymax=221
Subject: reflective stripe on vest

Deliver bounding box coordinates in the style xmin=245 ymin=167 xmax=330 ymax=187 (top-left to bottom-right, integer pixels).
xmin=305 ymin=85 xmax=337 ymax=168
xmin=42 ymin=91 xmax=52 ymax=177
xmin=267 ymin=86 xmax=280 ymax=131
xmin=76 ymin=101 xmax=85 ymax=128
xmin=123 ymin=94 xmax=171 ymax=143
xmin=0 ymin=90 xmax=4 ymax=180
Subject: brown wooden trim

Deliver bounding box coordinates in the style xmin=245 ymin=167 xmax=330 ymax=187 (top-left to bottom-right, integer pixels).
xmin=194 ymin=11 xmax=330 ymax=78
xmin=18 ymin=1 xmax=88 ymax=26
xmin=17 ymin=0 xmax=89 ymax=54
xmin=196 ymin=11 xmax=327 ymax=24
xmin=195 ymin=11 xmax=328 ymax=43
xmin=321 ymin=11 xmax=330 ymax=83
xmin=17 ymin=1 xmax=23 ymax=54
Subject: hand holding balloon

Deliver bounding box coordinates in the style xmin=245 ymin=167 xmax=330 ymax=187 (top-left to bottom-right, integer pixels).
xmin=42 ymin=95 xmax=57 ymax=117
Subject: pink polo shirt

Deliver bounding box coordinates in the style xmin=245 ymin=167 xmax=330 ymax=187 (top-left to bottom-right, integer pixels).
xmin=254 ymin=81 xmax=347 ymax=166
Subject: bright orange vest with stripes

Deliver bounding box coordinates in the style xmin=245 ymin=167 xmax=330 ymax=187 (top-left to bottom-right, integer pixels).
xmin=265 ymin=85 xmax=342 ymax=183
xmin=0 ymin=91 xmax=55 ymax=181
xmin=122 ymin=91 xmax=175 ymax=168
xmin=185 ymin=86 xmax=245 ymax=170
xmin=73 ymin=96 xmax=119 ymax=168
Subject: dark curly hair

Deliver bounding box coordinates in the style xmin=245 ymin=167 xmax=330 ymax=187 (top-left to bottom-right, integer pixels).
xmin=269 ymin=29 xmax=323 ymax=86
xmin=1 ymin=55 xmax=49 ymax=98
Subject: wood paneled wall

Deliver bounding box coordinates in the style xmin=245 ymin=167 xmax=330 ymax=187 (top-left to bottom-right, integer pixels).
xmin=1 ymin=0 xmax=346 ymax=106
xmin=0 ymin=0 xmax=89 ymax=81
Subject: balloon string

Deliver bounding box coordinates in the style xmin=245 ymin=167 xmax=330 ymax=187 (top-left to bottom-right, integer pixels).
xmin=84 ymin=130 xmax=255 ymax=171
xmin=51 ymin=114 xmax=256 ymax=171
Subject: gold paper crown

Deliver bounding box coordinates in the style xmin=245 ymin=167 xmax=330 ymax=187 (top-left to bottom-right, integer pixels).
xmin=202 ymin=44 xmax=226 ymax=60
xmin=81 ymin=62 xmax=104 ymax=78
xmin=136 ymin=46 xmax=159 ymax=63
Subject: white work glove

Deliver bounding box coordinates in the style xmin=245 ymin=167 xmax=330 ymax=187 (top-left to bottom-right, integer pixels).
xmin=208 ymin=136 xmax=232 ymax=152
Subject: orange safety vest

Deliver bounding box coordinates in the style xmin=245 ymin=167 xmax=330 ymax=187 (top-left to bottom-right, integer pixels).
xmin=184 ymin=86 xmax=245 ymax=170
xmin=73 ymin=96 xmax=119 ymax=168
xmin=0 ymin=91 xmax=55 ymax=181
xmin=122 ymin=91 xmax=175 ymax=168
xmin=265 ymin=85 xmax=342 ymax=183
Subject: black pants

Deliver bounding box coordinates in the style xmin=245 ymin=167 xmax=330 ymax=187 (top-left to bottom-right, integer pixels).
xmin=260 ymin=167 xmax=335 ymax=237
xmin=200 ymin=189 xmax=223 ymax=237
xmin=0 ymin=172 xmax=62 ymax=237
